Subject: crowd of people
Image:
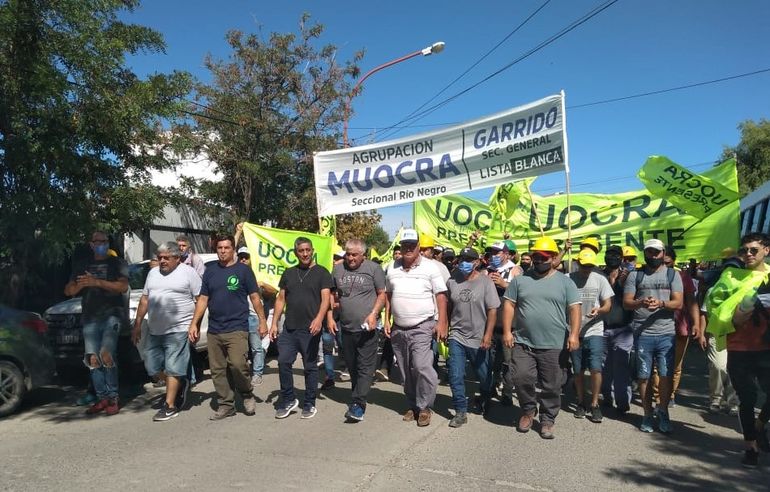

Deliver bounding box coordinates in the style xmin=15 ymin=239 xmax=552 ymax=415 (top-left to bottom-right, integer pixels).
xmin=65 ymin=227 xmax=770 ymax=468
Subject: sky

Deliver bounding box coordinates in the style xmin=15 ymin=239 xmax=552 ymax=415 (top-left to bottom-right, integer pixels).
xmin=122 ymin=0 xmax=770 ymax=238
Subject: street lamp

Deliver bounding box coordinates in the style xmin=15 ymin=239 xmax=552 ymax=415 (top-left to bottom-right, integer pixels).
xmin=342 ymin=41 xmax=446 ymax=147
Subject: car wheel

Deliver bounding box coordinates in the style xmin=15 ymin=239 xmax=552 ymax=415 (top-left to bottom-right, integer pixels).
xmin=0 ymin=360 xmax=26 ymax=418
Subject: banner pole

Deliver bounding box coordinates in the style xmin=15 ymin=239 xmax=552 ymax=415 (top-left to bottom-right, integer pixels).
xmin=560 ymin=90 xmax=572 ymax=271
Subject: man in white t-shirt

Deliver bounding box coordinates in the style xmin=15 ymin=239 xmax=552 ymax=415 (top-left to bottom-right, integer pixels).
xmin=132 ymin=242 xmax=201 ymax=421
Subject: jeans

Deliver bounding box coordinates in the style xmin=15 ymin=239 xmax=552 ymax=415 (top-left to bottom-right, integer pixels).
xmin=727 ymin=350 xmax=770 ymax=442
xmin=247 ymin=315 xmax=265 ymax=376
xmin=341 ymin=329 xmax=379 ymax=409
xmin=82 ymin=315 xmax=121 ymax=400
xmin=144 ymin=331 xmax=190 ymax=377
xmin=391 ymin=320 xmax=438 ymax=411
xmin=510 ymin=344 xmax=566 ymax=424
xmin=277 ymin=327 xmax=321 ymax=409
xmin=447 ymin=339 xmax=493 ymax=413
xmin=322 ymin=328 xmax=343 ymax=381
xmin=602 ymin=327 xmax=633 ymax=411
xmin=636 ymin=334 xmax=676 ymax=379
xmin=207 ymin=331 xmax=253 ymax=411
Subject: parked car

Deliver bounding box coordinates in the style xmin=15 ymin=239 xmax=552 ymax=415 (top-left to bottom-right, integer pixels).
xmin=0 ymin=304 xmax=56 ymax=417
xmin=43 ymin=255 xmax=216 ymax=373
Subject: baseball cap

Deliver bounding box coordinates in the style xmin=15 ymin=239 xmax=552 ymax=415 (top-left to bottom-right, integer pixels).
xmin=459 ymin=247 xmax=479 ymax=260
xmin=485 ymin=241 xmax=509 ymax=253
xmin=237 ymin=246 xmax=250 ymax=256
xmin=503 ymin=240 xmax=517 ymax=252
xmin=333 ymin=250 xmax=346 ymax=258
xmin=643 ymin=239 xmax=665 ymax=251
xmin=443 ymin=248 xmax=456 ymax=258
xmin=433 ymin=245 xmax=444 ymax=253
xmin=400 ymin=228 xmax=419 ymax=243
xmin=577 ymin=249 xmax=598 ymax=266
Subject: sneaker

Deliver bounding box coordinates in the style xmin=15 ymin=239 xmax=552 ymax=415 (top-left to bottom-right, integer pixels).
xmin=242 ymin=396 xmax=257 ymax=416
xmin=345 ymin=404 xmax=365 ymax=422
xmin=152 ymin=379 xmax=166 ymax=388
xmin=76 ymin=393 xmax=97 ymax=406
xmin=708 ymin=401 xmax=722 ymax=414
xmin=728 ymin=405 xmax=739 ymax=417
xmin=85 ymin=398 xmax=110 ymax=415
xmin=104 ymin=398 xmax=119 ymax=416
xmin=640 ymin=414 xmax=654 ymax=433
xmin=210 ymin=407 xmax=236 ymax=421
xmin=176 ymin=378 xmax=191 ymax=410
xmin=417 ymin=408 xmax=432 ymax=427
xmin=301 ymin=406 xmax=317 ymax=419
xmin=741 ymin=448 xmax=759 ymax=469
xmin=472 ymin=396 xmax=489 ymax=415
xmin=668 ymin=398 xmax=676 ymax=408
xmin=574 ymin=404 xmax=587 ymax=419
xmin=448 ymin=412 xmax=467 ymax=428
xmin=251 ymin=374 xmax=263 ymax=386
xmin=275 ymin=399 xmax=299 ymax=419
xmin=588 ymin=405 xmax=603 ymax=423
xmin=540 ymin=421 xmax=555 ymax=439
xmin=374 ymin=369 xmax=389 ymax=382
xmin=320 ymin=378 xmax=335 ymax=390
xmin=403 ymin=409 xmax=416 ymax=422
xmin=657 ymin=407 xmax=672 ymax=434
xmin=339 ymin=371 xmax=351 ymax=382
xmin=153 ymin=404 xmax=179 ymax=422
xmin=517 ymin=409 xmax=537 ymax=433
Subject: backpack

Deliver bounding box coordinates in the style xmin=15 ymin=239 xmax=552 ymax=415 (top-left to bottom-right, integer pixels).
xmin=634 ymin=267 xmax=676 ymax=293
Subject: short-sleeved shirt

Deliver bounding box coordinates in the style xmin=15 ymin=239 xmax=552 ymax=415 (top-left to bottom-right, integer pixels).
xmin=183 ymin=252 xmax=206 ymax=277
xmin=503 ymin=271 xmax=581 ymax=349
xmin=71 ymin=256 xmax=129 ymax=322
xmin=201 ymin=261 xmax=259 ymax=333
xmin=386 ymin=257 xmax=447 ymax=327
xmin=143 ymin=263 xmax=201 ymax=335
xmin=279 ymin=264 xmax=333 ymax=331
xmin=333 ymin=259 xmax=386 ymax=332
xmin=447 ymin=271 xmax=500 ymax=348
xmin=624 ymin=266 xmax=684 ymax=336
xmin=569 ymin=271 xmax=614 ymax=338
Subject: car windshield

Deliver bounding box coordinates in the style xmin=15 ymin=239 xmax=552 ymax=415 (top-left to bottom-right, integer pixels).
xmin=128 ymin=262 xmax=150 ymax=290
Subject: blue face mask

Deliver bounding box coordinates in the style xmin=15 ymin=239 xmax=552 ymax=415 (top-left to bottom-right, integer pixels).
xmin=458 ymin=261 xmax=475 ymax=275
xmin=490 ymin=255 xmax=502 ymax=268
xmin=93 ymin=244 xmax=109 ymax=257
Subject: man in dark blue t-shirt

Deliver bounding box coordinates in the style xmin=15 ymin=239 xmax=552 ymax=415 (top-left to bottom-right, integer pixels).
xmin=189 ymin=234 xmax=267 ymax=420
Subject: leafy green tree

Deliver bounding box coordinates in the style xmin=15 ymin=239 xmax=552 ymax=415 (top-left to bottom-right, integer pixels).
xmin=721 ymin=119 xmax=770 ymax=196
xmin=174 ymin=14 xmax=365 ymax=234
xmin=364 ymin=224 xmax=390 ymax=254
xmin=0 ymin=0 xmax=191 ymax=307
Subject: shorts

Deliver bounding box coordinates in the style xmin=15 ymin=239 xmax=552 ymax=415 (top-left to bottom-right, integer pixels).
xmin=635 ymin=334 xmax=675 ymax=379
xmin=144 ymin=331 xmax=191 ymax=377
xmin=571 ymin=335 xmax=605 ymax=373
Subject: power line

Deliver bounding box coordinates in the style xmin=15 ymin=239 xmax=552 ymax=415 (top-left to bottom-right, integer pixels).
xmin=374 ymin=0 xmax=553 ymax=142
xmin=368 ymin=0 xmax=619 ymax=142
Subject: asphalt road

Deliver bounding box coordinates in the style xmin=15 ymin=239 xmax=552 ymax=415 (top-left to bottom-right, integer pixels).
xmin=2 ymin=346 xmax=769 ymax=491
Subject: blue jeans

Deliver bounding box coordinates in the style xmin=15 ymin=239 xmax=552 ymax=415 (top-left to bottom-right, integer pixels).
xmin=447 ymin=339 xmax=493 ymax=413
xmin=602 ymin=327 xmax=633 ymax=412
xmin=82 ymin=315 xmax=121 ymax=400
xmin=144 ymin=331 xmax=190 ymax=377
xmin=277 ymin=327 xmax=321 ymax=408
xmin=322 ymin=328 xmax=342 ymax=380
xmin=636 ymin=334 xmax=676 ymax=379
xmin=247 ymin=315 xmax=265 ymax=376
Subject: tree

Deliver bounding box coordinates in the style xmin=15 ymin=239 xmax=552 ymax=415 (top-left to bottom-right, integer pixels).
xmin=721 ymin=119 xmax=770 ymax=197
xmin=364 ymin=224 xmax=390 ymax=254
xmin=0 ymin=0 xmax=191 ymax=307
xmin=173 ymin=14 xmax=364 ymax=234
xmin=335 ymin=210 xmax=383 ymax=248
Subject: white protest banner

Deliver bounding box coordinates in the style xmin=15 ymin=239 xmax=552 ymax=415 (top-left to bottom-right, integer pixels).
xmin=313 ymin=94 xmax=567 ymax=216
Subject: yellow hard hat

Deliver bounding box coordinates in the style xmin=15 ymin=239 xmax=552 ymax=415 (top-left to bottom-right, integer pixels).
xmin=621 ymin=245 xmax=637 ymax=258
xmin=532 ymin=236 xmax=559 ymax=254
xmin=419 ymin=232 xmax=436 ymax=248
xmin=580 ymin=237 xmax=600 ymax=253
xmin=107 ymin=249 xmax=118 ymax=257
xmin=577 ymin=249 xmax=598 ymax=266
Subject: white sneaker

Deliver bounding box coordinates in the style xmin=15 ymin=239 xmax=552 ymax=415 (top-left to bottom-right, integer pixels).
xmin=301 ymin=406 xmax=317 ymax=419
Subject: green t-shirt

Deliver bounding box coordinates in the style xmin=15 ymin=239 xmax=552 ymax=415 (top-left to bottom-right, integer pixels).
xmin=503 ymin=270 xmax=580 ymax=349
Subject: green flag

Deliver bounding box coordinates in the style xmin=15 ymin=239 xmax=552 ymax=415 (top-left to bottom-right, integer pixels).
xmin=318 ymin=215 xmax=336 ymax=237
xmin=637 ymin=156 xmax=739 ymax=219
xmin=488 ymin=178 xmax=536 ymax=219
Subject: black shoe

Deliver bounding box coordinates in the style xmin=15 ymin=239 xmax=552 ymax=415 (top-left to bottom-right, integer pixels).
xmin=500 ymin=395 xmax=513 ymax=407
xmin=588 ymin=405 xmax=603 ymax=423
xmin=742 ymin=448 xmax=759 ymax=468
xmin=574 ymin=404 xmax=587 ymax=419
xmin=176 ymin=378 xmax=191 ymax=410
xmin=153 ymin=404 xmax=179 ymax=422
xmin=472 ymin=396 xmax=489 ymax=415
xmin=320 ymin=378 xmax=335 ymax=390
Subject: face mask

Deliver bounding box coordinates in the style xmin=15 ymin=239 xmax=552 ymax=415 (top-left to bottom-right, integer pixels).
xmin=458 ymin=261 xmax=474 ymax=275
xmin=605 ymin=255 xmax=621 ymax=268
xmin=533 ymin=261 xmax=551 ymax=274
xmin=180 ymin=251 xmax=189 ymax=260
xmin=645 ymin=257 xmax=664 ymax=268
xmin=490 ymin=255 xmax=502 ymax=268
xmin=93 ymin=244 xmax=108 ymax=257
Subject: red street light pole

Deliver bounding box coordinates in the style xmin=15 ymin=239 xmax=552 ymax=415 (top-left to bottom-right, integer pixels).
xmin=342 ymin=41 xmax=445 ymax=147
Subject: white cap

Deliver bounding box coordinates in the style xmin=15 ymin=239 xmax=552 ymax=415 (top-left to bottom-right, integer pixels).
xmin=643 ymin=239 xmax=665 ymax=251
xmin=400 ymin=228 xmax=419 ymax=243
xmin=334 ymin=250 xmax=346 ymax=258
xmin=237 ymin=246 xmax=250 ymax=255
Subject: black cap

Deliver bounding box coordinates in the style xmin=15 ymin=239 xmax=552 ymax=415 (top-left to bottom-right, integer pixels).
xmin=443 ymin=248 xmax=456 ymax=258
xmin=459 ymin=247 xmax=479 ymax=260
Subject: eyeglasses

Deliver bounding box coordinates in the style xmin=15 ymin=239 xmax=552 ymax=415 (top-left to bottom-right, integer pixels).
xmin=157 ymin=255 xmax=172 ymax=261
xmin=738 ymin=246 xmax=762 ymax=256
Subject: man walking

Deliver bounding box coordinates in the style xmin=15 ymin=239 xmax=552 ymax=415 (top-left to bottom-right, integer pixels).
xmin=270 ymin=237 xmax=333 ymax=419
xmin=623 ymin=238 xmax=683 ymax=434
xmin=446 ymin=248 xmax=500 ymax=427
xmin=132 ymin=242 xmax=201 ymax=421
xmin=329 ymin=239 xmax=386 ymax=422
xmin=65 ymin=231 xmax=129 ymax=416
xmin=189 ymin=234 xmax=267 ymax=420
xmin=501 ymin=236 xmax=581 ymax=439
xmin=385 ymin=228 xmax=448 ymax=427
xmin=177 ymin=234 xmax=205 ymax=277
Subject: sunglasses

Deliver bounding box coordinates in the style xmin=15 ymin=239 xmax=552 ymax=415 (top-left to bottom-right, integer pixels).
xmin=738 ymin=246 xmax=762 ymax=256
